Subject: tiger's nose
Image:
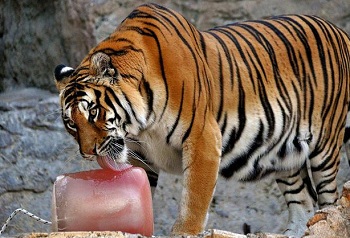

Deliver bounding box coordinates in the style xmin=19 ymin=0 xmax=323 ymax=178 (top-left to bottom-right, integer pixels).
xmin=116 ymin=138 xmax=124 ymax=146
xmin=81 ymin=144 xmax=97 ymax=155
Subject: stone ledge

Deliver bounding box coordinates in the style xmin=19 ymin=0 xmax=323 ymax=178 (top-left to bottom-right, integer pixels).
xmin=10 ymin=230 xmax=288 ymax=238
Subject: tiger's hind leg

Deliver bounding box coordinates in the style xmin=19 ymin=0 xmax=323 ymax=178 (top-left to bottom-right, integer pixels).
xmin=310 ymin=151 xmax=340 ymax=209
xmin=276 ymin=166 xmax=316 ymax=237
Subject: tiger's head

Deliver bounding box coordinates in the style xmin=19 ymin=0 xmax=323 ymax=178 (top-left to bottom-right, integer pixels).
xmin=54 ymin=52 xmax=147 ymax=164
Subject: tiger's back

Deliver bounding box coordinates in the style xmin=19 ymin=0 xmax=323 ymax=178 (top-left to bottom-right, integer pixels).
xmin=202 ymin=16 xmax=350 ymax=181
xmin=54 ymin=4 xmax=350 ymax=236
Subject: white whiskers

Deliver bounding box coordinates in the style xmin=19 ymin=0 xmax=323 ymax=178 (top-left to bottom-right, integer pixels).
xmin=107 ymin=138 xmax=158 ymax=175
xmin=125 ymin=137 xmax=148 ymax=151
xmin=127 ymin=149 xmax=158 ymax=174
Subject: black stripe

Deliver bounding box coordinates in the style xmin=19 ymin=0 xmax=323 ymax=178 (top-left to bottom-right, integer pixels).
xmin=200 ymin=32 xmax=207 ymax=59
xmin=216 ymin=49 xmax=224 ymax=121
xmin=276 ymin=178 xmax=298 ymax=186
xmin=143 ymin=81 xmax=154 ymax=120
xmin=255 ymin=64 xmax=275 ymax=138
xmin=150 ymin=10 xmax=204 ymax=124
xmin=167 ymin=82 xmax=185 ymax=144
xmin=256 ymin=18 xmax=305 ymax=82
xmin=303 ymin=174 xmax=318 ymax=202
xmin=120 ymin=73 xmax=138 ymax=81
xmin=294 ymin=16 xmax=330 ymax=116
xmin=182 ymin=87 xmax=197 ymax=144
xmin=287 ymin=201 xmax=302 ymax=206
xmin=122 ymin=92 xmax=143 ymax=125
xmin=316 ymin=177 xmax=337 ymax=193
xmin=222 ymin=127 xmax=237 ymax=156
xmin=117 ymin=24 xmax=169 ymax=120
xmin=222 ymin=82 xmax=246 ymax=156
xmin=282 ymin=182 xmax=305 ymax=195
xmin=209 ymin=28 xmax=257 ymax=92
xmin=104 ymin=91 xmax=121 ymax=122
xmin=126 ymin=7 xmax=172 ymax=33
xmin=207 ymin=31 xmax=234 ymax=91
xmin=106 ymin=87 xmax=131 ymax=125
xmin=236 ymin=23 xmax=293 ymax=111
xmin=142 ymin=5 xmax=208 ymax=137
xmin=230 ymin=24 xmax=268 ymax=81
xmin=102 ymin=41 xmax=144 ymax=54
xmin=93 ymin=89 xmax=101 ymax=105
xmin=311 ymin=153 xmax=334 ymax=172
xmin=152 ymin=4 xmax=192 ymax=37
xmin=220 ymin=120 xmax=264 ymax=178
xmin=220 ymin=113 xmax=228 ymax=136
xmin=147 ymin=29 xmax=168 ymax=120
xmin=322 ymin=153 xmax=338 ymax=171
xmin=232 ymin=22 xmax=296 ymax=132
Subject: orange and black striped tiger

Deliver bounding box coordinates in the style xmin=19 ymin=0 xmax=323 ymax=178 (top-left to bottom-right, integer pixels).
xmin=54 ymin=3 xmax=350 ymax=236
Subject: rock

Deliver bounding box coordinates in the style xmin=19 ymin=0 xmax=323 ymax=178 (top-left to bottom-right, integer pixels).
xmin=303 ymin=181 xmax=350 ymax=238
xmin=90 ymin=0 xmax=350 ymax=40
xmin=340 ymin=181 xmax=350 ymax=207
xmin=0 ymin=1 xmax=95 ymax=92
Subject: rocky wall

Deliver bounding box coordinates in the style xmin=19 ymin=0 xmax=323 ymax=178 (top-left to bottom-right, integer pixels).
xmin=0 ymin=0 xmax=95 ymax=92
xmin=1 ymin=0 xmax=350 ymax=92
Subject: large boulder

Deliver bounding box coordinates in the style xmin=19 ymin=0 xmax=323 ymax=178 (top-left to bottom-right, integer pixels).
xmin=1 ymin=0 xmax=350 ymax=92
xmin=0 ymin=0 xmax=95 ymax=92
xmin=90 ymin=0 xmax=350 ymax=41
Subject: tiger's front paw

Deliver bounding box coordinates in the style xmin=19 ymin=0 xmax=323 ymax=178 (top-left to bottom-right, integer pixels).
xmin=171 ymin=218 xmax=204 ymax=236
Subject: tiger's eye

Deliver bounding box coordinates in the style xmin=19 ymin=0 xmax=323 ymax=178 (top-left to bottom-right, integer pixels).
xmin=90 ymin=108 xmax=97 ymax=116
xmin=68 ymin=120 xmax=75 ymax=127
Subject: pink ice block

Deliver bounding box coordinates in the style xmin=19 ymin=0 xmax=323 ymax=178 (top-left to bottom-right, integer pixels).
xmin=51 ymin=167 xmax=153 ymax=236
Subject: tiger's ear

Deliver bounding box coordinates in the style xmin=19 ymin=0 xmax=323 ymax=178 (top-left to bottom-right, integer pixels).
xmin=54 ymin=64 xmax=75 ymax=92
xmin=90 ymin=52 xmax=121 ymax=84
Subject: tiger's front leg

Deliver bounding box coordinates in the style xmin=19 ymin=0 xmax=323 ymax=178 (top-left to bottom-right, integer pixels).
xmin=172 ymin=116 xmax=221 ymax=235
xmin=171 ymin=117 xmax=222 ymax=235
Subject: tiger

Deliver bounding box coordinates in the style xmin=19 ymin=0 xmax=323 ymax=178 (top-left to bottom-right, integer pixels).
xmin=54 ymin=3 xmax=350 ymax=236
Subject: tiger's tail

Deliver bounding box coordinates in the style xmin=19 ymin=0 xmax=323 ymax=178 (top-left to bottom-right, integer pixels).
xmin=344 ymin=107 xmax=350 ymax=166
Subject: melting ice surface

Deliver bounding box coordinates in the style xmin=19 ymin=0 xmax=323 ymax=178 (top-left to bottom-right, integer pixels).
xmin=51 ymin=168 xmax=153 ymax=236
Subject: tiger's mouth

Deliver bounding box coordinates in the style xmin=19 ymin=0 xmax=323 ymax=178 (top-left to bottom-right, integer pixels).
xmin=81 ymin=136 xmax=129 ymax=170
xmin=97 ymin=155 xmax=132 ymax=171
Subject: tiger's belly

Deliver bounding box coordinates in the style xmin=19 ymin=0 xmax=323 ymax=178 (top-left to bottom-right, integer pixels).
xmin=137 ymin=133 xmax=310 ymax=180
xmin=134 ymin=119 xmax=312 ymax=179
xmin=219 ymin=128 xmax=312 ymax=181
xmin=136 ymin=129 xmax=183 ymax=175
